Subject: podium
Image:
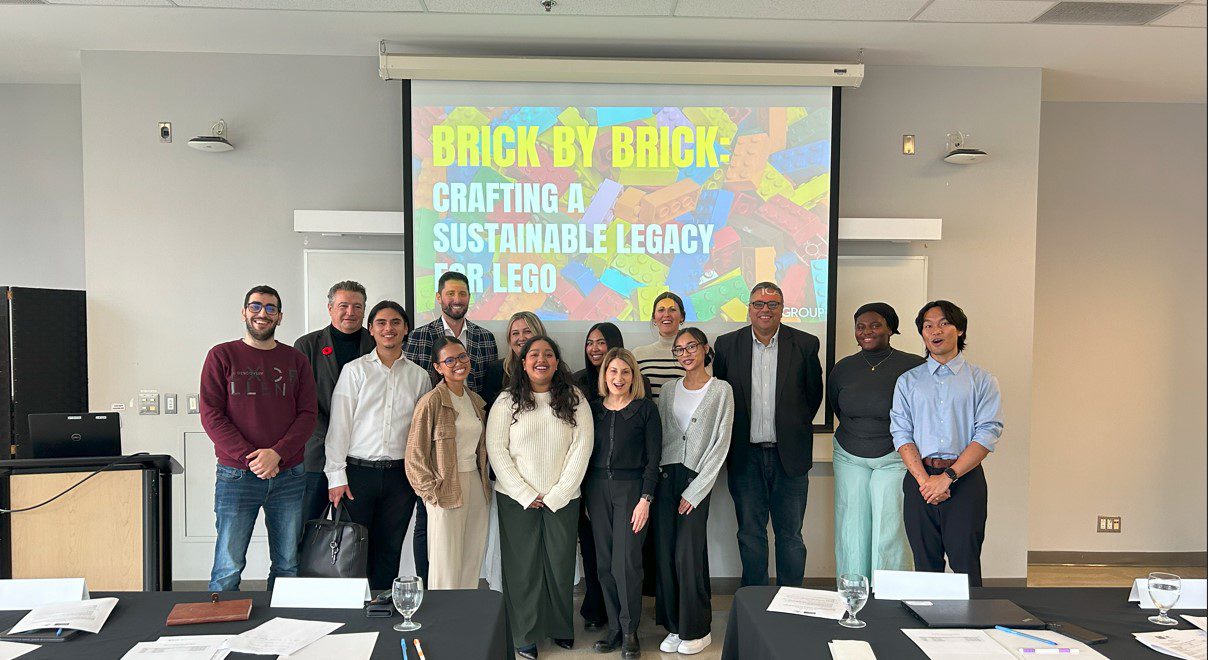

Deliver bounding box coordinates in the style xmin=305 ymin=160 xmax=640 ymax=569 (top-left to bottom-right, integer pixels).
xmin=0 ymin=454 xmax=179 ymax=591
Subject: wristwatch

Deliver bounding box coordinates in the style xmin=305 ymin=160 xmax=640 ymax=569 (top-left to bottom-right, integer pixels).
xmin=641 ymin=494 xmax=654 ymax=503
xmin=943 ymin=467 xmax=959 ymax=483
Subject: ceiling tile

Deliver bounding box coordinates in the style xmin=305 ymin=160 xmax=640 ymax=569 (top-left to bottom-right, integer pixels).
xmin=916 ymin=0 xmax=1056 ymax=22
xmin=170 ymin=0 xmax=424 ymax=10
xmin=674 ymin=0 xmax=929 ymax=21
xmin=1149 ymin=3 xmax=1206 ymax=24
xmin=424 ymin=0 xmax=676 ymax=16
xmin=43 ymin=0 xmax=174 ymax=5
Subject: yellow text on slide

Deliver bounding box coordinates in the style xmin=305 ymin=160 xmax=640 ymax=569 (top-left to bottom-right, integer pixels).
xmin=431 ymin=125 xmax=598 ymax=168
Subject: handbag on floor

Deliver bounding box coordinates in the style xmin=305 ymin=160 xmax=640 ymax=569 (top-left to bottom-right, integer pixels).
xmin=298 ymin=501 xmax=369 ymax=579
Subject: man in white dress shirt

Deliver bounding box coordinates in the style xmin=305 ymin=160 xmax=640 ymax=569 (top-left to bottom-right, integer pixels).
xmin=325 ymin=300 xmax=432 ymax=589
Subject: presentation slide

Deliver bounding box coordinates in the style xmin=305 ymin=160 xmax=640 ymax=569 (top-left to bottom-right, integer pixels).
xmin=406 ymin=81 xmax=837 ymax=425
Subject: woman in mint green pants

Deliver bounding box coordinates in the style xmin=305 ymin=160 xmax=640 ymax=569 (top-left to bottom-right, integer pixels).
xmin=828 ymin=303 xmax=925 ymax=578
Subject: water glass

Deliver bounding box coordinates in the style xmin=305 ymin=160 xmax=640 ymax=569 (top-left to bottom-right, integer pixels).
xmin=838 ymin=573 xmax=869 ymax=629
xmin=1147 ymin=572 xmax=1181 ymax=626
xmin=393 ymin=575 xmax=425 ymax=632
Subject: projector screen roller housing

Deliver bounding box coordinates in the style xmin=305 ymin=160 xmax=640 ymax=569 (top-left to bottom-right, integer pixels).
xmin=404 ymin=80 xmax=838 ymax=428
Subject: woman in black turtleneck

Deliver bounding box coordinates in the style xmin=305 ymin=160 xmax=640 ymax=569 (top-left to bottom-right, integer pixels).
xmin=827 ymin=303 xmax=926 ymax=579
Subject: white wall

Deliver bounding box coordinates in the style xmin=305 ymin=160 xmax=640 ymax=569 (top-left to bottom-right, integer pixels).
xmin=0 ymin=84 xmax=85 ymax=289
xmin=79 ymin=53 xmax=1043 ymax=581
xmin=1031 ymin=101 xmax=1208 ymax=553
xmin=836 ymin=66 xmax=1043 ymax=579
xmin=80 ymin=51 xmax=403 ymax=580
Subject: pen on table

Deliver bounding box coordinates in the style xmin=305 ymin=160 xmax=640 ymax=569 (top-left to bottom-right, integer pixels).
xmin=1021 ymin=648 xmax=1080 ymax=655
xmin=996 ymin=625 xmax=1059 ymax=646
xmin=413 ymin=638 xmax=427 ymax=660
xmin=401 ymin=638 xmax=409 ymax=660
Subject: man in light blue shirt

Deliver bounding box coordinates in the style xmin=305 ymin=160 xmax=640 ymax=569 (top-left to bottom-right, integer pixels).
xmin=890 ymin=300 xmax=1003 ymax=586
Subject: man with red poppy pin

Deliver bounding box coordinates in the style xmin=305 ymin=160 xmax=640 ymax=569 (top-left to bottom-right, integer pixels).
xmin=294 ymin=281 xmax=375 ymax=524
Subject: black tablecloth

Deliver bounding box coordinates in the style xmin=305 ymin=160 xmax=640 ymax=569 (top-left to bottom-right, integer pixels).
xmin=722 ymin=586 xmax=1207 ymax=659
xmin=0 ymin=589 xmax=512 ymax=659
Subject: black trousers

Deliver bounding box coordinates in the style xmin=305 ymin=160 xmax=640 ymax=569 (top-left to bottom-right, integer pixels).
xmin=343 ymin=462 xmax=417 ymax=590
xmin=584 ymin=478 xmax=647 ymax=636
xmin=578 ymin=497 xmax=607 ymax=624
xmin=414 ymin=502 xmax=428 ymax=583
xmin=902 ymin=464 xmax=988 ymax=587
xmin=653 ymin=463 xmax=712 ymax=641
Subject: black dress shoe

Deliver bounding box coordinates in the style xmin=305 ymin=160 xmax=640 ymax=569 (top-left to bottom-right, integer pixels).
xmin=583 ymin=619 xmax=607 ymax=631
xmin=621 ymin=633 xmax=641 ymax=658
xmin=553 ymin=638 xmax=574 ymax=649
xmin=593 ymin=632 xmax=622 ymax=653
xmin=516 ymin=644 xmax=538 ymax=659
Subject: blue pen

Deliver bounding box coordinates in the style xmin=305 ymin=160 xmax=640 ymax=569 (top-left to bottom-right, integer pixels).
xmin=55 ymin=629 xmax=62 ymax=637
xmin=996 ymin=625 xmax=1058 ymax=646
xmin=401 ymin=638 xmax=409 ymax=660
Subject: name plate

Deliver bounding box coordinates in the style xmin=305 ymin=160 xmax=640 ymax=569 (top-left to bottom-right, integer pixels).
xmin=0 ymin=578 xmax=89 ymax=610
xmin=269 ymin=578 xmax=372 ymax=609
xmin=873 ymin=570 xmax=969 ymax=601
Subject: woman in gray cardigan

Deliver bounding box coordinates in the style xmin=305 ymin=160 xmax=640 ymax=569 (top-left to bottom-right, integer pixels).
xmin=653 ymin=327 xmax=734 ymax=656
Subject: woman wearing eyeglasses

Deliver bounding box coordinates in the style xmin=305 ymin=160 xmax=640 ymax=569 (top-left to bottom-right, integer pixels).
xmin=406 ymin=336 xmax=492 ymax=590
xmin=653 ymin=328 xmax=733 ymax=655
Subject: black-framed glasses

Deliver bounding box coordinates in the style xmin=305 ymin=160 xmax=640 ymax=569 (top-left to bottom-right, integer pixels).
xmin=671 ymin=341 xmax=702 ymax=357
xmin=246 ymin=302 xmax=280 ymax=315
xmin=438 ymin=352 xmax=470 ymax=368
xmin=749 ymin=301 xmax=782 ymax=311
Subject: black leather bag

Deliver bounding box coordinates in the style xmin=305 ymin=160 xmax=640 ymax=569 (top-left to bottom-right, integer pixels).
xmin=298 ymin=502 xmax=369 ymax=579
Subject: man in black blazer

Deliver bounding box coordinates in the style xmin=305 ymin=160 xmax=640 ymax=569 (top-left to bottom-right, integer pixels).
xmin=293 ymin=281 xmax=374 ymax=524
xmin=713 ymin=281 xmax=823 ymax=587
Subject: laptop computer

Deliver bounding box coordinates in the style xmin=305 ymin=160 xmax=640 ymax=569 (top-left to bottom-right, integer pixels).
xmin=904 ymin=599 xmax=1046 ymax=629
xmin=26 ymin=412 xmax=122 ymax=459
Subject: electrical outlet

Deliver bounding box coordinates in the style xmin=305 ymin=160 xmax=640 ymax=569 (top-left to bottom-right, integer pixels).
xmin=165 ymin=393 xmax=178 ymax=414
xmin=1097 ymin=515 xmax=1122 ymax=533
xmin=186 ymin=394 xmax=200 ymax=414
xmin=159 ymin=122 xmax=172 ymax=143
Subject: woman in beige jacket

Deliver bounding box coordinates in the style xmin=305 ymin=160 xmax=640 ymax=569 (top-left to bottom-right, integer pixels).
xmin=406 ymin=336 xmax=492 ymax=590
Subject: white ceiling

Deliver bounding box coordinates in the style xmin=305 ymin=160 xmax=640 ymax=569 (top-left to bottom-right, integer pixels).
xmin=1 ymin=1 xmax=1204 ymax=102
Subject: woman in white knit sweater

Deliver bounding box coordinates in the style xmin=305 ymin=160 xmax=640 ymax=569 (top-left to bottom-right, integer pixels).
xmin=487 ymin=335 xmax=593 ymax=659
xmin=654 ymin=327 xmax=734 ymax=656
xmin=633 ymin=292 xmax=687 ymax=401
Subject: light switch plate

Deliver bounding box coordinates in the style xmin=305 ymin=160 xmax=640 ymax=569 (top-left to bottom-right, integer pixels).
xmin=186 ymin=394 xmax=200 ymax=414
xmin=165 ymin=393 xmax=178 ymax=414
xmin=139 ymin=390 xmax=160 ymax=415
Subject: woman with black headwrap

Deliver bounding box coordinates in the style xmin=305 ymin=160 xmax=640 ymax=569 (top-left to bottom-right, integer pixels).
xmin=827 ymin=303 xmax=926 ymax=578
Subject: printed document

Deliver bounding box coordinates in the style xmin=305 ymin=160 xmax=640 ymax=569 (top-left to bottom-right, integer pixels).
xmin=225 ymin=618 xmax=342 ymax=656
xmin=7 ymin=597 xmax=118 ymax=634
xmin=766 ymin=587 xmax=848 ymax=620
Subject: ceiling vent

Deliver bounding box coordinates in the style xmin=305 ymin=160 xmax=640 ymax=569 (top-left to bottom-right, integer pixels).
xmin=1033 ymin=2 xmax=1178 ymax=25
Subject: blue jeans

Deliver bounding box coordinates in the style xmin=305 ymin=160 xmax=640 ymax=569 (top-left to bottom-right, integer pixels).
xmin=727 ymin=445 xmax=810 ymax=587
xmin=210 ymin=463 xmax=306 ymax=592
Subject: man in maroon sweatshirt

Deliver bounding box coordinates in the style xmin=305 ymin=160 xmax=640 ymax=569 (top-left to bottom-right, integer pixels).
xmin=200 ymin=285 xmax=317 ymax=591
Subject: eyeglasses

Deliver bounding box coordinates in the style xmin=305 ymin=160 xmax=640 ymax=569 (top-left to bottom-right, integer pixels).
xmin=246 ymin=302 xmax=280 ymax=315
xmin=671 ymin=341 xmax=702 ymax=357
xmin=438 ymin=352 xmax=470 ymax=368
xmin=749 ymin=301 xmax=782 ymax=311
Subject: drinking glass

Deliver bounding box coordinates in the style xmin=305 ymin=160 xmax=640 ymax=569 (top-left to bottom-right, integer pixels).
xmin=838 ymin=573 xmax=869 ymax=629
xmin=1147 ymin=572 xmax=1181 ymax=626
xmin=392 ymin=576 xmax=424 ymax=632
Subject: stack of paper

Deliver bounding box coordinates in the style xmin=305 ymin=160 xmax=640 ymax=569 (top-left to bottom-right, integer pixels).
xmin=279 ymin=632 xmax=378 ymax=659
xmin=1134 ymin=629 xmax=1207 ymax=660
xmin=904 ymin=628 xmax=1107 ymax=659
xmin=829 ymin=639 xmax=877 ymax=659
xmin=0 ymin=640 xmax=38 ymax=660
xmin=766 ymin=587 xmax=848 ymax=620
xmin=226 ymin=618 xmax=344 ymax=656
xmin=7 ymin=597 xmax=118 ymax=635
xmin=1184 ymin=615 xmax=1207 ymax=632
xmin=120 ymin=635 xmax=231 ymax=660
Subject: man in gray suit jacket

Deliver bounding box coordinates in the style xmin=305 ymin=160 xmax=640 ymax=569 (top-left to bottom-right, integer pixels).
xmin=293 ymin=281 xmax=374 ymax=523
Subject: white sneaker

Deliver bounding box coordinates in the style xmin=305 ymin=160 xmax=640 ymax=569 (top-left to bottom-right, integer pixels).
xmin=677 ymin=634 xmax=712 ymax=655
xmin=660 ymin=633 xmax=682 ymax=653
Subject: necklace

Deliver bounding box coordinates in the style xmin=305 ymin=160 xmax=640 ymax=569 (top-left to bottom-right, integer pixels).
xmin=861 ymin=348 xmax=895 ymax=372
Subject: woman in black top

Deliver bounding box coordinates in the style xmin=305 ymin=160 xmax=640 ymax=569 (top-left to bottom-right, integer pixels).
xmin=828 ymin=302 xmax=926 ymax=579
xmin=585 ymin=347 xmax=661 ymax=658
xmin=574 ymin=322 xmax=625 ymax=403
